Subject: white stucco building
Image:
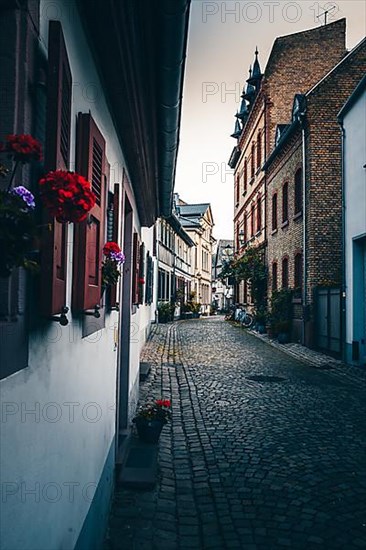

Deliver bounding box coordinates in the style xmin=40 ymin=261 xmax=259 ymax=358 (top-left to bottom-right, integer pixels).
xmin=338 ymin=75 xmax=366 ymax=367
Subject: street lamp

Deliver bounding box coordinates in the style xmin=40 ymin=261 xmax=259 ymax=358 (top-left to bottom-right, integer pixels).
xmin=239 ymin=230 xmax=245 ymax=247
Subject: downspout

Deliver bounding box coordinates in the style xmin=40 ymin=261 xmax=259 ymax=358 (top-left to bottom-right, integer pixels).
xmin=299 ymin=112 xmax=307 ymax=346
xmin=339 ymin=120 xmax=347 ymax=361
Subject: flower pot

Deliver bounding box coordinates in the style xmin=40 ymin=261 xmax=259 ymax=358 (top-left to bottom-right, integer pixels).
xmin=134 ymin=417 xmax=165 ymax=444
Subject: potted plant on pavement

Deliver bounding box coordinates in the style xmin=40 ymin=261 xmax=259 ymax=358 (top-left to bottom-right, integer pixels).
xmin=157 ymin=301 xmax=175 ymax=323
xmin=133 ymin=399 xmax=171 ymax=444
xmin=270 ymin=289 xmax=293 ymax=344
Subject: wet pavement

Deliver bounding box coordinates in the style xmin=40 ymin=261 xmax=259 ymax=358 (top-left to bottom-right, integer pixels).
xmin=105 ymin=317 xmax=366 ymax=550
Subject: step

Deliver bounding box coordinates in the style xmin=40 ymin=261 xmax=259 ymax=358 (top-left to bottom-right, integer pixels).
xmin=117 ymin=439 xmax=158 ymax=490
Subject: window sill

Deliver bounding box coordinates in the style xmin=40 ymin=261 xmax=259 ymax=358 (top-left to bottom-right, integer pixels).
xmin=293 ymin=211 xmax=303 ymax=221
xmin=271 ymin=228 xmax=278 ymax=235
xmin=281 ymin=220 xmax=289 ymax=229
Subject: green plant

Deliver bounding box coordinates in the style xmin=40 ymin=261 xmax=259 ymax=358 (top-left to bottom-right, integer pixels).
xmin=270 ymin=289 xmax=293 ymax=332
xmin=158 ymin=301 xmax=175 ymax=322
xmin=233 ymin=247 xmax=267 ymax=310
xmin=255 ymin=307 xmax=267 ymax=326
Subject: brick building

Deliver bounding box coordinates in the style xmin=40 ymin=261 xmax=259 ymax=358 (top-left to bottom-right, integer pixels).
xmin=264 ymin=36 xmax=366 ymax=353
xmin=229 ymin=19 xmax=348 ymax=308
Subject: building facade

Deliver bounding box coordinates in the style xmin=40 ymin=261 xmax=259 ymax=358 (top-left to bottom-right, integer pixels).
xmin=0 ymin=1 xmax=190 ymax=549
xmin=230 ymin=19 xmax=348 ymax=310
xmin=338 ymin=75 xmax=366 ymax=366
xmin=176 ymin=198 xmax=215 ymax=315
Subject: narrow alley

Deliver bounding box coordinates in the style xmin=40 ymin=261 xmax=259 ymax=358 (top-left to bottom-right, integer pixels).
xmin=105 ymin=318 xmax=366 ymax=550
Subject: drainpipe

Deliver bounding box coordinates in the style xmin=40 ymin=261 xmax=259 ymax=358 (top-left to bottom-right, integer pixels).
xmin=299 ymin=113 xmax=307 ymax=346
xmin=339 ymin=120 xmax=347 ymax=361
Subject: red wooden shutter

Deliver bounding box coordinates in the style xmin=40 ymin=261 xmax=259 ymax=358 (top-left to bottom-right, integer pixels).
xmin=72 ymin=113 xmax=106 ymax=311
xmin=41 ymin=20 xmax=71 ymax=316
xmin=138 ymin=242 xmax=145 ymax=304
xmin=132 ymin=232 xmax=140 ymax=305
xmin=110 ymin=183 xmax=120 ymax=308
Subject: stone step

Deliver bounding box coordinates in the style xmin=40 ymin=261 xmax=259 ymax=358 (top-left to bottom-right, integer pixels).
xmin=117 ymin=439 xmax=158 ymax=490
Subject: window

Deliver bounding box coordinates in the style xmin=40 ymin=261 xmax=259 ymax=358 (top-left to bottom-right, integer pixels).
xmin=236 ymin=174 xmax=240 ymax=204
xmin=294 ymin=253 xmax=303 ymax=290
xmin=282 ymin=182 xmax=289 ymax=223
xmin=243 ymin=160 xmax=247 ymax=194
xmin=272 ymin=262 xmax=278 ymax=291
xmin=236 ymin=221 xmax=240 ymax=251
xmin=282 ymin=257 xmax=289 ymax=288
xmin=243 ymin=213 xmax=247 ymax=243
xmin=257 ymin=132 xmax=262 ymax=169
xmin=72 ymin=113 xmax=106 ymax=312
xmin=272 ymin=193 xmax=278 ymax=230
xmin=251 ymin=203 xmax=255 ymax=236
xmin=256 ymin=195 xmax=261 ymax=232
xmin=251 ymin=142 xmax=255 ymax=178
xmin=294 ymin=168 xmax=303 ymax=214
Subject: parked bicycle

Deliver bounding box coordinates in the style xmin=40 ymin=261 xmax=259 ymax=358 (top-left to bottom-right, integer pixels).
xmin=225 ymin=304 xmax=254 ymax=328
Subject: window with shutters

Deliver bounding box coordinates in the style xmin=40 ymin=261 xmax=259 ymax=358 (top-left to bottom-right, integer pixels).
xmin=106 ymin=183 xmax=120 ymax=309
xmin=272 ymin=193 xmax=278 ymax=231
xmin=294 ymin=168 xmax=303 ymax=215
xmin=72 ymin=113 xmax=106 ymax=313
xmin=138 ymin=242 xmax=145 ymax=304
xmin=131 ymin=232 xmax=140 ymax=305
xmin=41 ymin=20 xmax=72 ymax=316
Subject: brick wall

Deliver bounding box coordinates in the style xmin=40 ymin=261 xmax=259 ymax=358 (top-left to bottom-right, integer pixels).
xmin=265 ymin=18 xmax=346 ymax=152
xmin=306 ymin=39 xmax=366 ymax=298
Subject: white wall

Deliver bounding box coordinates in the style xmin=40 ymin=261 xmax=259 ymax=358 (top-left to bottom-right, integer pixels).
xmin=344 ymin=87 xmax=366 ymax=346
xmin=0 ymin=1 xmax=153 ymax=548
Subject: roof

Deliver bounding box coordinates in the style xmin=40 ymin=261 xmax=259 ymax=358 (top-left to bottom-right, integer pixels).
xmin=179 ymin=217 xmax=202 ymax=229
xmin=179 ymin=203 xmax=210 ymax=217
xmin=166 ymin=214 xmax=195 ymax=247
xmin=338 ymin=74 xmax=366 ymax=120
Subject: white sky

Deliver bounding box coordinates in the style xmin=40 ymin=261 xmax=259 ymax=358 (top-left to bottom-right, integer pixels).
xmin=174 ymin=0 xmax=366 ymax=240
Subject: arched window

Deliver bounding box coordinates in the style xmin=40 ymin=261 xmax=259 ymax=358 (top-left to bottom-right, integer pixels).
xmin=256 ymin=195 xmax=262 ymax=232
xmin=236 ymin=174 xmax=240 ymax=205
xmin=257 ymin=132 xmax=262 ymax=169
xmin=294 ymin=168 xmax=303 ymax=214
xmin=243 ymin=160 xmax=248 ymax=194
xmin=272 ymin=193 xmax=278 ymax=230
xmin=294 ymin=253 xmax=303 ymax=290
xmin=282 ymin=257 xmax=289 ymax=288
xmin=282 ymin=182 xmax=289 ymax=223
xmin=272 ymin=262 xmax=278 ymax=291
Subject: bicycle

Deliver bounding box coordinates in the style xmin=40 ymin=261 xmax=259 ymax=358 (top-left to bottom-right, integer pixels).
xmin=237 ymin=308 xmax=254 ymax=328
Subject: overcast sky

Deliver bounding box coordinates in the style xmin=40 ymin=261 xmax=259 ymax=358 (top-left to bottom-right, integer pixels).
xmin=174 ymin=0 xmax=366 ymax=240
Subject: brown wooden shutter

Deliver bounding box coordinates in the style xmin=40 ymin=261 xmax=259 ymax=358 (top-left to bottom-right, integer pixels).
xmin=110 ymin=183 xmax=120 ymax=308
xmin=138 ymin=242 xmax=145 ymax=304
xmin=72 ymin=113 xmax=106 ymax=311
xmin=132 ymin=232 xmax=140 ymax=305
xmin=41 ymin=20 xmax=72 ymax=316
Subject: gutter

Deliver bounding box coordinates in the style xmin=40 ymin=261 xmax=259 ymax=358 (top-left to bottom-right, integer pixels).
xmin=338 ymin=119 xmax=347 ymax=361
xmin=158 ymin=0 xmax=191 ymax=217
xmin=298 ymin=111 xmax=307 ymax=346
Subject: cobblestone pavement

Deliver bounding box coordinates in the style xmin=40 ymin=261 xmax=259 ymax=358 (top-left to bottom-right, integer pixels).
xmin=105 ymin=317 xmax=366 ymax=550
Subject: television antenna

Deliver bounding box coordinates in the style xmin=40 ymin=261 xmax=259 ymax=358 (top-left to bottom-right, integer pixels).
xmin=317 ymin=5 xmax=337 ymax=25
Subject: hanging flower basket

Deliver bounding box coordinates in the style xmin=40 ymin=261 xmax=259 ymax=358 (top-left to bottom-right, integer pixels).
xmin=38 ymin=169 xmax=96 ymax=223
xmin=102 ymin=241 xmax=125 ymax=287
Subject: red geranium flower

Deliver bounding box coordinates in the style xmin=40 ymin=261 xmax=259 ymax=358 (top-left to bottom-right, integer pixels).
xmin=103 ymin=241 xmax=121 ymax=256
xmin=138 ymin=277 xmax=145 ymax=285
xmin=2 ymin=134 xmax=42 ymax=163
xmin=38 ymin=170 xmax=95 ymax=223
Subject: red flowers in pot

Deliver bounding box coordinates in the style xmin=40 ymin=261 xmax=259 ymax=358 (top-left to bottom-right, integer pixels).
xmin=38 ymin=170 xmax=96 ymax=223
xmin=0 ymin=134 xmax=42 ymax=163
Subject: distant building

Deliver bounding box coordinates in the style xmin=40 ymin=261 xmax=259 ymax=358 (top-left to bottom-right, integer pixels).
xmin=338 ymin=75 xmax=366 ymax=366
xmin=212 ymin=240 xmax=234 ymax=311
xmin=176 ymin=196 xmax=215 ymax=315
xmin=157 ymin=214 xmax=194 ymax=316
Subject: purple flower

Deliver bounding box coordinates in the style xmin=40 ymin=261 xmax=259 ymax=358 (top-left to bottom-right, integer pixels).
xmin=110 ymin=251 xmax=125 ymax=264
xmin=12 ymin=186 xmax=36 ymax=208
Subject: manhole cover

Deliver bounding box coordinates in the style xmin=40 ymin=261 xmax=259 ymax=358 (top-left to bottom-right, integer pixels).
xmin=246 ymin=375 xmax=286 ymax=383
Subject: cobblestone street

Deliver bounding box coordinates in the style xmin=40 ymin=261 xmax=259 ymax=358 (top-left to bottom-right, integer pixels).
xmin=106 ymin=317 xmax=366 ymax=550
